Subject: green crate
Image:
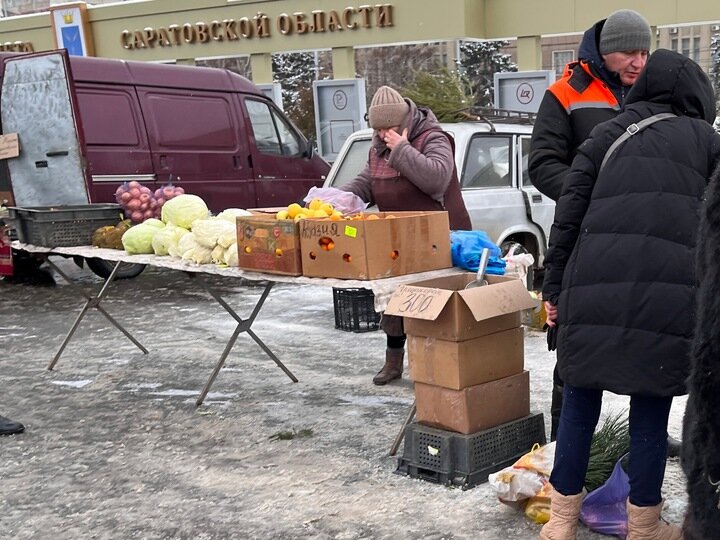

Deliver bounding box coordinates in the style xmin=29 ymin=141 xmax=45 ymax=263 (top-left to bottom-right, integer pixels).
xmin=8 ymin=204 xmax=122 ymax=247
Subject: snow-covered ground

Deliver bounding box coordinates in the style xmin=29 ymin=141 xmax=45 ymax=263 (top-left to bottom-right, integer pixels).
xmin=0 ymin=260 xmax=687 ymax=539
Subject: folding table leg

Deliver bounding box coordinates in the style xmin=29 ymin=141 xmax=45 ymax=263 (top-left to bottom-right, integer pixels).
xmin=188 ymin=275 xmax=297 ymax=406
xmin=389 ymin=400 xmax=416 ymax=457
xmin=44 ymin=258 xmax=148 ymax=370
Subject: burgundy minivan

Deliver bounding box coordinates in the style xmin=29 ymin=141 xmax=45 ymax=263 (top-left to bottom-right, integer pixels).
xmin=0 ymin=50 xmax=328 ymax=212
xmin=0 ymin=50 xmax=329 ymax=278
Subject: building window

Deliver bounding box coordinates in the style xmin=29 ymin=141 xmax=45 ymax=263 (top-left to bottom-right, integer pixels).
xmin=552 ymin=50 xmax=574 ymax=77
xmin=693 ymin=36 xmax=701 ymax=62
xmin=682 ymin=37 xmax=691 ymax=57
xmin=671 ymin=37 xmax=678 ymax=52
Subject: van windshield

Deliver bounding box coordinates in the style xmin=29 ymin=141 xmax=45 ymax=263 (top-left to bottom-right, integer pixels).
xmin=330 ymin=138 xmax=372 ymax=187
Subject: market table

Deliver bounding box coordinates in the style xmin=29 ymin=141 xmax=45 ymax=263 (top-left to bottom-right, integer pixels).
xmin=13 ymin=241 xmax=464 ymax=406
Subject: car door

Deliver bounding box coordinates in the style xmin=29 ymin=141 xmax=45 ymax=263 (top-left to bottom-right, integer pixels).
xmin=243 ymin=96 xmax=324 ymax=207
xmin=518 ymin=135 xmax=555 ymax=256
xmin=1 ymin=50 xmax=90 ymax=205
xmin=458 ymin=133 xmax=528 ymax=243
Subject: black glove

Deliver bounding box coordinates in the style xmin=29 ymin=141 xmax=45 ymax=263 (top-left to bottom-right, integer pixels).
xmin=546 ymin=324 xmax=558 ymax=352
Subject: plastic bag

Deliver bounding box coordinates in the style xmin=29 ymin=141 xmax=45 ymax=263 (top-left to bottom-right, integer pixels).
xmin=488 ymin=442 xmax=555 ymax=502
xmin=503 ymin=243 xmax=535 ymax=284
xmin=579 ymin=457 xmax=629 ymax=538
xmin=450 ymin=230 xmax=506 ymax=275
xmin=525 ymin=481 xmax=553 ymax=524
xmin=303 ymin=186 xmax=368 ymax=215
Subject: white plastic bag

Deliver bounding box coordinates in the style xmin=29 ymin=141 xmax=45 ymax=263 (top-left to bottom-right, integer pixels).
xmin=303 ymin=186 xmax=368 ymax=215
xmin=488 ymin=442 xmax=555 ymax=502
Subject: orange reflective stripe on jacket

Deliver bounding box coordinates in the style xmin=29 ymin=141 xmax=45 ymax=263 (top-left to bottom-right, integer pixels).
xmin=549 ymin=61 xmax=620 ymax=114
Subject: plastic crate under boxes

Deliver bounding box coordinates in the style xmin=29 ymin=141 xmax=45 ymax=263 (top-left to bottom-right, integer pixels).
xmin=332 ymin=287 xmax=381 ymax=333
xmin=7 ymin=204 xmax=122 ymax=247
xmin=385 ymin=273 xmax=544 ymax=488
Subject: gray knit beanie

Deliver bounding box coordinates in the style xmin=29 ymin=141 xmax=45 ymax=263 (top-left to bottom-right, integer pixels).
xmin=368 ymin=86 xmax=409 ymax=129
xmin=599 ymin=9 xmax=652 ymax=55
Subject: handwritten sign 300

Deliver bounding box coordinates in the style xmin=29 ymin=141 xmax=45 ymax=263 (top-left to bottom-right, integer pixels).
xmin=393 ymin=285 xmax=444 ymax=314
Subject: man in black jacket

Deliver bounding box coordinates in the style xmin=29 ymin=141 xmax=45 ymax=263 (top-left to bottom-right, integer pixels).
xmin=529 ymin=9 xmax=651 ymax=442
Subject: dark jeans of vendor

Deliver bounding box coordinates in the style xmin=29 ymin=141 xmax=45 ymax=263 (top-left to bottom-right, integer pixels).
xmin=550 ymin=384 xmax=672 ymax=506
xmin=374 ymin=313 xmax=405 ymax=385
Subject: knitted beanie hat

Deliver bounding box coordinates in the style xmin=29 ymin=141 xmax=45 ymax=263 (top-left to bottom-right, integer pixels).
xmin=368 ymin=86 xmax=409 ymax=129
xmin=599 ymin=9 xmax=652 ymax=55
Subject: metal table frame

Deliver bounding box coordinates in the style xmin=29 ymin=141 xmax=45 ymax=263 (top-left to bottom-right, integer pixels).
xmin=41 ymin=256 xmax=297 ymax=406
xmin=14 ymin=243 xmax=462 ymax=408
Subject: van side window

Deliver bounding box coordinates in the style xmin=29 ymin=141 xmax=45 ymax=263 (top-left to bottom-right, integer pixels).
xmin=144 ymin=93 xmax=237 ymax=149
xmin=77 ymin=89 xmax=141 ymax=146
xmin=246 ymin=99 xmax=301 ymax=157
xmin=462 ymin=136 xmax=511 ymax=189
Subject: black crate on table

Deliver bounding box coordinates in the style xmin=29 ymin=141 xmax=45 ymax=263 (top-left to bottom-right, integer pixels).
xmin=395 ymin=413 xmax=546 ymax=489
xmin=332 ymin=287 xmax=381 ymax=333
xmin=7 ymin=204 xmax=122 ymax=247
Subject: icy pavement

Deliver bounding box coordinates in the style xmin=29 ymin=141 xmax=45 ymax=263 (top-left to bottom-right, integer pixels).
xmin=0 ymin=259 xmax=687 ymax=539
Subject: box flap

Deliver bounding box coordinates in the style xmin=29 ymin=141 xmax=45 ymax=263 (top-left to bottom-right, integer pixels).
xmin=384 ymin=284 xmax=454 ymax=321
xmin=458 ymin=276 xmax=537 ymax=322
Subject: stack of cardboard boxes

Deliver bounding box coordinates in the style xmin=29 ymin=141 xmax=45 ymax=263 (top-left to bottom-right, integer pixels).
xmin=386 ymin=273 xmax=545 ymax=486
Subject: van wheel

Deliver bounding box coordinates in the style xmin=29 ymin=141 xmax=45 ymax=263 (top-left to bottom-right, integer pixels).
xmin=85 ymin=257 xmax=146 ymax=280
xmin=500 ymin=241 xmax=535 ymax=290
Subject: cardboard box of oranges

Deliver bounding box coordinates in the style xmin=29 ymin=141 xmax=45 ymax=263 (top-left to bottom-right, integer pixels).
xmin=236 ymin=213 xmax=303 ymax=276
xmin=299 ymin=211 xmax=452 ymax=280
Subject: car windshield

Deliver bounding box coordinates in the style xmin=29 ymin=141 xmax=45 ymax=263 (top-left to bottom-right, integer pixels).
xmin=329 ymin=138 xmax=372 ymax=187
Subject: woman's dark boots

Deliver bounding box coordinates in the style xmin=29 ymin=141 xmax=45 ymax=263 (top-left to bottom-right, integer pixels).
xmin=0 ymin=415 xmax=24 ymax=435
xmin=373 ymin=348 xmax=404 ymax=385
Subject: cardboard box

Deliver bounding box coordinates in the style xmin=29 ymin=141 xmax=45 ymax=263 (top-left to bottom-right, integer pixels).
xmin=299 ymin=211 xmax=452 ymax=280
xmin=236 ymin=214 xmax=302 ymax=276
xmin=385 ymin=274 xmax=537 ymax=341
xmin=415 ymin=371 xmax=530 ymax=434
xmin=408 ymin=326 xmax=524 ymax=390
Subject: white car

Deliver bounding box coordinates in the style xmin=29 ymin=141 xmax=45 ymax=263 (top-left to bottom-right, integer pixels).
xmin=323 ymin=110 xmax=555 ymax=279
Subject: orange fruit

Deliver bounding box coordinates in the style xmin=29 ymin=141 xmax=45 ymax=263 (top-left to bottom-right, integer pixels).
xmin=366 ymin=214 xmax=380 ymax=220
xmin=287 ymin=203 xmax=302 ymax=218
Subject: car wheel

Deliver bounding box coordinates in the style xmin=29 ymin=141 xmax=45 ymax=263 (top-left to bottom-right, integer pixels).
xmin=500 ymin=241 xmax=535 ymax=290
xmin=85 ymin=257 xmax=146 ymax=280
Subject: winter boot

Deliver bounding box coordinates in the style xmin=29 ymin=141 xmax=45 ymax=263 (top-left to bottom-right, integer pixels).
xmin=627 ymin=500 xmax=682 ymax=540
xmin=539 ymin=489 xmax=584 ymax=540
xmin=373 ymin=348 xmax=404 ymax=385
xmin=0 ymin=415 xmax=24 ymax=436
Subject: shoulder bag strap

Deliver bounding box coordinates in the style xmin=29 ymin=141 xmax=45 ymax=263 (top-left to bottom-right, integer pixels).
xmin=599 ymin=112 xmax=677 ymax=173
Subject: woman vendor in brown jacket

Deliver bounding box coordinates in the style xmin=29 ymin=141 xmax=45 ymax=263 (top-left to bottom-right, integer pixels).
xmin=341 ymin=86 xmax=471 ymax=385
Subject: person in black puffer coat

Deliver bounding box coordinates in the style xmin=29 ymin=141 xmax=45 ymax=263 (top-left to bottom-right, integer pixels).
xmin=539 ymin=49 xmax=720 ymax=540
xmin=683 ymin=163 xmax=720 ymax=539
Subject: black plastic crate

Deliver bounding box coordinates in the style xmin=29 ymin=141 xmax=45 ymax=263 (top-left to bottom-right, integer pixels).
xmin=332 ymin=287 xmax=381 ymax=333
xmin=8 ymin=204 xmax=122 ymax=247
xmin=395 ymin=413 xmax=546 ymax=489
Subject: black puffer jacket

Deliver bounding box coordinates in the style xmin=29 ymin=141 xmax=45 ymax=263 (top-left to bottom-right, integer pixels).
xmin=542 ymin=49 xmax=720 ymax=396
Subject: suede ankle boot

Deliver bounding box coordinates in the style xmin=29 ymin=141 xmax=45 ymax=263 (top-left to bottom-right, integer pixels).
xmin=373 ymin=348 xmax=404 ymax=385
xmin=539 ymin=489 xmax=584 ymax=540
xmin=627 ymin=500 xmax=682 ymax=540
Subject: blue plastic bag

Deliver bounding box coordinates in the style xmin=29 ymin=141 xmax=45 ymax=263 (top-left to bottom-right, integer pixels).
xmin=580 ymin=457 xmax=629 ymax=538
xmin=450 ymin=230 xmax=506 ymax=275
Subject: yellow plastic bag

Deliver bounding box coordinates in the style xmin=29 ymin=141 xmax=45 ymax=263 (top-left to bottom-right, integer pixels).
xmin=487 ymin=442 xmax=555 ymax=503
xmin=524 ymin=482 xmax=553 ymax=524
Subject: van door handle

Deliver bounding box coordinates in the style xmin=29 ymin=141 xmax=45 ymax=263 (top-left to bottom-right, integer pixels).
xmin=159 ymin=155 xmax=167 ymax=168
xmin=46 ymin=150 xmax=69 ymax=157
xmin=233 ymin=155 xmax=242 ymax=169
xmin=532 ymin=194 xmax=542 ymax=203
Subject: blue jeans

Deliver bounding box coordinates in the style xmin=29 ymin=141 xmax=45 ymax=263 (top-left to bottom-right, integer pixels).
xmin=549 ymin=384 xmax=672 ymax=506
